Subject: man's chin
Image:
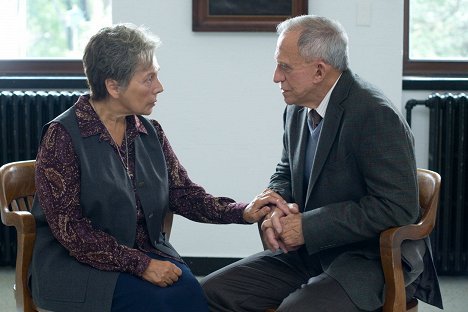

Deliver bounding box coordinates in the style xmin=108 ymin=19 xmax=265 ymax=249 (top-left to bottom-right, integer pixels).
xmin=282 ymin=97 xmax=295 ymax=105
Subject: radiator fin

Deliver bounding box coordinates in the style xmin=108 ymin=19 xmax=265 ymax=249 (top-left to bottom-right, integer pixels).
xmin=406 ymin=92 xmax=468 ymax=275
xmin=0 ymin=90 xmax=82 ymax=265
xmin=0 ymin=90 xmax=82 ymax=166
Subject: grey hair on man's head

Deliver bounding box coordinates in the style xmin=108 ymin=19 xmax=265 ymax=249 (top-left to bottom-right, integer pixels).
xmin=83 ymin=23 xmax=161 ymax=101
xmin=277 ymin=15 xmax=349 ymax=71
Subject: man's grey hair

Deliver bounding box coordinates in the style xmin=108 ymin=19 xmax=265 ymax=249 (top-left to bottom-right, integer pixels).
xmin=277 ymin=15 xmax=349 ymax=71
xmin=83 ymin=23 xmax=161 ymax=101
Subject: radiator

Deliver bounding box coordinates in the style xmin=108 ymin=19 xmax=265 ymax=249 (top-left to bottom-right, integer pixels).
xmin=406 ymin=93 xmax=468 ymax=275
xmin=0 ymin=90 xmax=82 ymax=266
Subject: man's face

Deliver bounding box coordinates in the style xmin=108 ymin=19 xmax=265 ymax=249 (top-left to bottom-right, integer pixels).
xmin=273 ymin=30 xmax=320 ymax=108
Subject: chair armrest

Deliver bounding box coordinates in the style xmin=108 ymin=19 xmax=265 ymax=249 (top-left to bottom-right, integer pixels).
xmin=1 ymin=210 xmax=36 ymax=235
xmin=380 ymin=218 xmax=433 ymax=250
xmin=380 ymin=220 xmax=431 ymax=312
xmin=380 ymin=226 xmax=407 ymax=312
xmin=1 ymin=210 xmax=37 ymax=311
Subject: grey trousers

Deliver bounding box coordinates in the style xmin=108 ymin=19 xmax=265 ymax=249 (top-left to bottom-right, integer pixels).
xmin=200 ymin=250 xmax=364 ymax=312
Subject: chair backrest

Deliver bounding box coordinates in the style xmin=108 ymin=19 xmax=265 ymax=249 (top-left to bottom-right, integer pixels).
xmin=0 ymin=160 xmax=36 ymax=215
xmin=0 ymin=160 xmax=37 ymax=312
xmin=0 ymin=159 xmax=174 ymax=312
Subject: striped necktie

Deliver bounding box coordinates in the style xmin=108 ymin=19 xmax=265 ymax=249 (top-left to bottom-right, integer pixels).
xmin=309 ymin=109 xmax=322 ymax=129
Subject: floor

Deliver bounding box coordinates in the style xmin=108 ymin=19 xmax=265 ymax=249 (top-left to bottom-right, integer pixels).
xmin=0 ymin=267 xmax=466 ymax=311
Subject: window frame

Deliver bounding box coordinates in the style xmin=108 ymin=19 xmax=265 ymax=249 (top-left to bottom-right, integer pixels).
xmin=1 ymin=0 xmax=466 ymax=77
xmin=0 ymin=59 xmax=84 ymax=76
xmin=403 ymin=0 xmax=468 ymax=77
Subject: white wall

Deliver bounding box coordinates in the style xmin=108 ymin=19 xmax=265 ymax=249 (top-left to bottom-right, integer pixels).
xmin=113 ymin=0 xmax=404 ymax=258
xmin=403 ymin=90 xmax=432 ymax=170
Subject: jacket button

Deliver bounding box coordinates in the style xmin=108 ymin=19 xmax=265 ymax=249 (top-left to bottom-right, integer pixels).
xmin=148 ymin=213 xmax=153 ymax=219
xmin=138 ymin=181 xmax=145 ymax=187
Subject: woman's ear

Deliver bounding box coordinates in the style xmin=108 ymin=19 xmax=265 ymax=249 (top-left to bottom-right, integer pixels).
xmin=105 ymin=79 xmax=120 ymax=98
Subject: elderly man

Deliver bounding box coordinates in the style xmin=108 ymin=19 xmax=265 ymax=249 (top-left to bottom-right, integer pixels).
xmin=201 ymin=15 xmax=442 ymax=312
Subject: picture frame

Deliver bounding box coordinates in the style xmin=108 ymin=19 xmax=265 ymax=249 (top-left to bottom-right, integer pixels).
xmin=192 ymin=0 xmax=309 ymax=32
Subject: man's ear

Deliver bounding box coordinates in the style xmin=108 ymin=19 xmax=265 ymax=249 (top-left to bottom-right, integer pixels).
xmin=105 ymin=79 xmax=120 ymax=98
xmin=313 ymin=61 xmax=328 ymax=83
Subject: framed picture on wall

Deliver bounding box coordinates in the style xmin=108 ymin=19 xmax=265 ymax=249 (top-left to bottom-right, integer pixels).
xmin=192 ymin=0 xmax=309 ymax=32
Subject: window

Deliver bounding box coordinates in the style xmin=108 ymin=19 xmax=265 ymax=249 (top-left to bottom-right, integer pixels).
xmin=0 ymin=0 xmax=112 ymax=75
xmin=403 ymin=0 xmax=468 ymax=76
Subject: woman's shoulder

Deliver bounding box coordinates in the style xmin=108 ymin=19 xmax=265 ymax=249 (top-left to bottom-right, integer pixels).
xmin=44 ymin=121 xmax=71 ymax=138
xmin=147 ymin=118 xmax=164 ymax=134
xmin=147 ymin=118 xmax=161 ymax=128
xmin=134 ymin=116 xmax=163 ymax=135
xmin=144 ymin=118 xmax=168 ymax=143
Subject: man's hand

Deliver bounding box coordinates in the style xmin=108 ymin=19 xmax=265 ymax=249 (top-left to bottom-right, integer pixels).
xmin=243 ymin=189 xmax=284 ymax=223
xmin=261 ymin=201 xmax=300 ymax=253
xmin=278 ymin=212 xmax=304 ymax=250
xmin=269 ymin=201 xmax=299 ymax=235
xmin=141 ymin=259 xmax=182 ymax=287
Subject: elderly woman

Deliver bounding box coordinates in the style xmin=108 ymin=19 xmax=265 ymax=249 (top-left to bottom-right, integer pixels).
xmin=29 ymin=24 xmax=274 ymax=312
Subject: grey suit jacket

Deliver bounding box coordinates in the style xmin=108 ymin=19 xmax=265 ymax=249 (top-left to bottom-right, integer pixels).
xmin=268 ymin=70 xmax=442 ymax=310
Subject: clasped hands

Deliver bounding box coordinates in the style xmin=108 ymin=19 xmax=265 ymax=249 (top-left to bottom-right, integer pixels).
xmin=243 ymin=189 xmax=304 ymax=253
xmin=143 ymin=189 xmax=303 ymax=287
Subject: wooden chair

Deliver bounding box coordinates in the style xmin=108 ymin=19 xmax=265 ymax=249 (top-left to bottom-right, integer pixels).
xmin=0 ymin=160 xmax=174 ymax=312
xmin=264 ymin=168 xmax=441 ymax=312
xmin=380 ymin=168 xmax=441 ymax=312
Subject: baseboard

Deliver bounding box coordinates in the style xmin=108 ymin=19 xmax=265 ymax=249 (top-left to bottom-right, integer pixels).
xmin=182 ymin=257 xmax=242 ymax=276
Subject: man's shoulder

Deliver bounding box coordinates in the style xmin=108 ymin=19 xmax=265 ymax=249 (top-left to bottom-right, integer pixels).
xmin=345 ymin=73 xmax=388 ymax=103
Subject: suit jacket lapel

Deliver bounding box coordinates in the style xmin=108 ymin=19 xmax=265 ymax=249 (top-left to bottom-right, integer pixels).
xmin=293 ymin=108 xmax=309 ymax=210
xmin=304 ymin=72 xmax=353 ymax=207
xmin=306 ymin=104 xmax=344 ymax=198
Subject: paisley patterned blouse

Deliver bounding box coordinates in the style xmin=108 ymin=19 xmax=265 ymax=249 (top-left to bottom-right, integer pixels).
xmin=35 ymin=95 xmax=247 ymax=277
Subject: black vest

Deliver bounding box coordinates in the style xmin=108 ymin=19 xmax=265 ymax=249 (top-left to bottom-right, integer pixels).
xmin=30 ymin=105 xmax=175 ymax=311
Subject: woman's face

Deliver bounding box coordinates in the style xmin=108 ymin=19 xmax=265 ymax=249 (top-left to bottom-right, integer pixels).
xmin=117 ymin=58 xmax=164 ymax=116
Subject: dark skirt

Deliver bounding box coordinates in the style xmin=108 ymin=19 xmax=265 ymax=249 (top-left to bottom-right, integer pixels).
xmin=111 ymin=253 xmax=208 ymax=312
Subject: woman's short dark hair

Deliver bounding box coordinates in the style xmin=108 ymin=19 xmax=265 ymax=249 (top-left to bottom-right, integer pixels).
xmin=83 ymin=23 xmax=161 ymax=101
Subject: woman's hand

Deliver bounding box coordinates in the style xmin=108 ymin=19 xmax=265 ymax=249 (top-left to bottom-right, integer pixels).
xmin=243 ymin=189 xmax=284 ymax=223
xmin=141 ymin=259 xmax=182 ymax=287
